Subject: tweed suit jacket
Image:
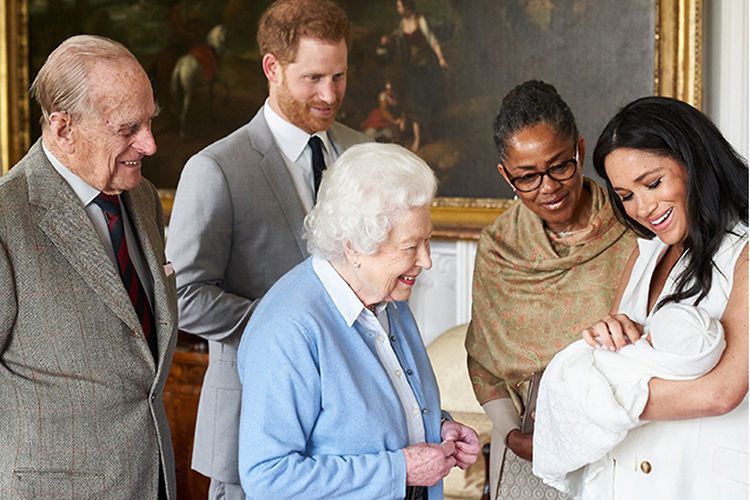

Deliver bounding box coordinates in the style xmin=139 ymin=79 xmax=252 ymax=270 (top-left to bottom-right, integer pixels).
xmin=165 ymin=108 xmax=369 ymax=483
xmin=0 ymin=141 xmax=178 ymax=499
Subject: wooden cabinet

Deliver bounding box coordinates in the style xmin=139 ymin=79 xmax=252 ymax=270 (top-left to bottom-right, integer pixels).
xmin=164 ymin=336 xmax=210 ymax=499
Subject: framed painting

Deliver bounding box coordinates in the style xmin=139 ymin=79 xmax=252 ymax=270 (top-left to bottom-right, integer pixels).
xmin=1 ymin=0 xmax=701 ymax=238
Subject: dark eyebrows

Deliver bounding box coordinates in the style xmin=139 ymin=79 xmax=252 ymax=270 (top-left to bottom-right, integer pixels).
xmin=508 ymin=147 xmax=574 ymax=172
xmin=612 ymin=167 xmax=663 ymax=193
xmin=511 ymin=164 xmax=541 ymax=172
xmin=633 ymin=167 xmax=662 ymax=184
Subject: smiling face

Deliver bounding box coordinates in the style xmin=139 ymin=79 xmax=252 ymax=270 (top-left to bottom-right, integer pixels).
xmin=266 ymin=37 xmax=347 ymax=134
xmin=69 ymin=60 xmax=157 ymax=194
xmin=351 ymin=205 xmax=432 ymax=305
xmin=605 ymin=148 xmax=690 ymax=246
xmin=499 ymin=122 xmax=588 ymax=233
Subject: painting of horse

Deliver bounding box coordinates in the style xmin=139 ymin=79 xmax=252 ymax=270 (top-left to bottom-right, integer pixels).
xmin=171 ymin=24 xmax=228 ymax=138
xmin=24 ymin=0 xmax=668 ymax=200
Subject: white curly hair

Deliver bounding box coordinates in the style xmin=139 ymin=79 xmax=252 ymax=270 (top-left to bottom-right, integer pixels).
xmin=304 ymin=143 xmax=437 ymax=261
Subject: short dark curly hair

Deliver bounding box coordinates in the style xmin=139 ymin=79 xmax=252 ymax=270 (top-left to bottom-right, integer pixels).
xmin=492 ymin=80 xmax=579 ymax=162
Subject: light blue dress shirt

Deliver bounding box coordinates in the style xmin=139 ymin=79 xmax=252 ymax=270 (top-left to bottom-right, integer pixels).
xmin=237 ymin=257 xmax=444 ymax=499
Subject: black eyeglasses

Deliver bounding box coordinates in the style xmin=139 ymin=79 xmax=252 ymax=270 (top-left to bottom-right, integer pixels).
xmin=503 ymin=145 xmax=579 ymax=192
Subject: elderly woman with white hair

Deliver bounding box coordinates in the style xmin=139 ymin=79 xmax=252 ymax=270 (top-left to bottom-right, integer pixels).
xmin=236 ymin=143 xmax=480 ymax=500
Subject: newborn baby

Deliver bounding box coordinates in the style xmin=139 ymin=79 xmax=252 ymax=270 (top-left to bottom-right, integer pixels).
xmin=646 ymin=303 xmax=722 ymax=356
xmin=532 ymin=303 xmax=725 ymax=499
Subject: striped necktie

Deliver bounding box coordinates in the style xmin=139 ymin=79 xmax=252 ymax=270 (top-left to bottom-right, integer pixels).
xmin=93 ymin=193 xmax=158 ymax=360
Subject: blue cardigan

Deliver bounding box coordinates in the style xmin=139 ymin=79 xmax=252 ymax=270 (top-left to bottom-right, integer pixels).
xmin=237 ymin=257 xmax=444 ymax=499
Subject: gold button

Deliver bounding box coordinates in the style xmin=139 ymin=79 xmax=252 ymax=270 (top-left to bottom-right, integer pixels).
xmin=640 ymin=461 xmax=652 ymax=474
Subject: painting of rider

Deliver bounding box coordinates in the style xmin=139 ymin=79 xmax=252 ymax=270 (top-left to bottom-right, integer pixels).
xmin=26 ymin=0 xmax=659 ymax=200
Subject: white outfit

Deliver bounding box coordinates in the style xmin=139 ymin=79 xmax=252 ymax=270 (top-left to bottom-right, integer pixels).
xmin=533 ymin=304 xmax=725 ymax=498
xmin=580 ymin=223 xmax=748 ymax=500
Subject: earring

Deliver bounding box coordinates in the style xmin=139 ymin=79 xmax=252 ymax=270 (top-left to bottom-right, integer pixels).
xmin=353 ymin=261 xmax=361 ymax=269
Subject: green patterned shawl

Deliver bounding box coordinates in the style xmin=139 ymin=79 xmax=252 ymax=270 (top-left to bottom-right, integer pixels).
xmin=466 ymin=179 xmax=636 ymax=413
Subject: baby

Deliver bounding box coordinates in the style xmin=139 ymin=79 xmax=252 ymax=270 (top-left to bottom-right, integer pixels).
xmin=646 ymin=302 xmax=722 ymax=355
xmin=532 ymin=303 xmax=725 ymax=498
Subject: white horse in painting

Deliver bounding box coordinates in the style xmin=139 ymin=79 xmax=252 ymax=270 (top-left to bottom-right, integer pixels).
xmin=171 ymin=24 xmax=227 ymax=138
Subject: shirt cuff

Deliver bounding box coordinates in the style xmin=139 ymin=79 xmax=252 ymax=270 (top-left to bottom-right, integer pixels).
xmin=482 ymin=398 xmax=520 ymax=444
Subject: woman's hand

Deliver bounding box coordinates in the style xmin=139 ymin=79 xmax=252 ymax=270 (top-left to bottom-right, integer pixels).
xmin=441 ymin=420 xmax=481 ymax=468
xmin=403 ymin=441 xmax=456 ymax=486
xmin=505 ymin=429 xmax=533 ymax=461
xmin=581 ymin=313 xmax=643 ymax=351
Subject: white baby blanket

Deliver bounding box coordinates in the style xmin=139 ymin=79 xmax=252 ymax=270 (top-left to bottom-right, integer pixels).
xmin=532 ymin=304 xmax=725 ymax=498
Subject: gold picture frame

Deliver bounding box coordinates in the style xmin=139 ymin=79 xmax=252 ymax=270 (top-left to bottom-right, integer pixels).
xmin=1 ymin=0 xmax=702 ymax=239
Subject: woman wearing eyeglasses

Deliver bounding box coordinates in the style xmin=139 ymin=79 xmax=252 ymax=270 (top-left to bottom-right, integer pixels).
xmin=465 ymin=80 xmax=636 ymax=500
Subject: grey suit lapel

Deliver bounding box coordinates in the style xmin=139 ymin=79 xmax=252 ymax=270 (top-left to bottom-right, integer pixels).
xmin=327 ymin=122 xmax=353 ymax=156
xmin=123 ymin=187 xmax=176 ymax=369
xmin=26 ymin=145 xmax=143 ymax=336
xmin=249 ymin=113 xmax=308 ymax=256
xmin=327 ymin=121 xmax=369 ymax=155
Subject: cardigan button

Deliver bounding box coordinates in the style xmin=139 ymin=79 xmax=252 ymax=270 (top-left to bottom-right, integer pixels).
xmin=640 ymin=461 xmax=652 ymax=474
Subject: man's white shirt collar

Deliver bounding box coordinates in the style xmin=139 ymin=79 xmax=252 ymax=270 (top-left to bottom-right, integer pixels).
xmin=263 ymin=100 xmax=332 ymax=162
xmin=42 ymin=141 xmax=100 ymax=206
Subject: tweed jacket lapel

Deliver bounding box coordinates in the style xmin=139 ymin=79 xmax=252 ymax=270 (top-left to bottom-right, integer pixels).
xmin=122 ymin=187 xmax=177 ymax=370
xmin=250 ymin=113 xmax=308 ymax=256
xmin=25 ymin=143 xmax=143 ymax=337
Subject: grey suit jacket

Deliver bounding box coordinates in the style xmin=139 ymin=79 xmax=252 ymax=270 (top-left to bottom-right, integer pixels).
xmin=166 ymin=108 xmax=369 ymax=483
xmin=0 ymin=142 xmax=178 ymax=499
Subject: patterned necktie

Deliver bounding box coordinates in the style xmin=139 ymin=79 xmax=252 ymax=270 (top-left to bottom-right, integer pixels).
xmin=308 ymin=135 xmax=326 ymax=200
xmin=93 ymin=193 xmax=158 ymax=360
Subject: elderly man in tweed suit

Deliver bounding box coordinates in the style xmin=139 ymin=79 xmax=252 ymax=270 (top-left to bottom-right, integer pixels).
xmin=0 ymin=35 xmax=177 ymax=499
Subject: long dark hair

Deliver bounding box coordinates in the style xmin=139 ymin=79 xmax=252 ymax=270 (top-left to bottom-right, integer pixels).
xmin=593 ymin=96 xmax=748 ymax=308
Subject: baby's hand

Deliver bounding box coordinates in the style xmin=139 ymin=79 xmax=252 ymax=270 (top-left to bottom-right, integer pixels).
xmin=581 ymin=313 xmax=643 ymax=351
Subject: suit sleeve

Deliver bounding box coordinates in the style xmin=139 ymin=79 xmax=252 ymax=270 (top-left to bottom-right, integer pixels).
xmin=166 ymin=154 xmax=254 ymax=342
xmin=237 ymin=315 xmax=407 ymax=500
xmin=0 ymin=238 xmax=17 ymax=352
xmin=151 ymin=183 xmax=166 ymax=243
